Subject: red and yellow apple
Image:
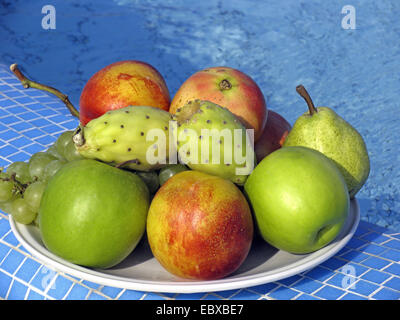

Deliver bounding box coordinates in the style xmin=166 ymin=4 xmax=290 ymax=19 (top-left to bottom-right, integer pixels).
xmin=169 ymin=67 xmax=267 ymax=141
xmin=146 ymin=170 xmax=254 ymax=280
xmin=255 ymin=110 xmax=291 ymax=163
xmin=79 ymin=60 xmax=170 ymax=125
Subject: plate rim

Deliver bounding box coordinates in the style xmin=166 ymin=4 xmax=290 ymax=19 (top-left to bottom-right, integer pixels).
xmin=10 ymin=199 xmax=360 ymax=294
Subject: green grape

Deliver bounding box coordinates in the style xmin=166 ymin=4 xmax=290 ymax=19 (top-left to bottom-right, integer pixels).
xmin=6 ymin=161 xmax=31 ymax=184
xmin=55 ymin=131 xmax=74 ymax=158
xmin=63 ymin=138 xmax=83 ymax=162
xmin=0 ymin=179 xmax=14 ymax=202
xmin=11 ymin=198 xmax=37 ymax=225
xmin=0 ymin=200 xmax=14 ymax=215
xmin=46 ymin=144 xmax=66 ymax=161
xmin=158 ymin=164 xmax=189 ymax=186
xmin=136 ymin=171 xmax=160 ymax=194
xmin=24 ymin=181 xmax=46 ymax=212
xmin=28 ymin=152 xmax=56 ymax=181
xmin=42 ymin=159 xmax=66 ymax=182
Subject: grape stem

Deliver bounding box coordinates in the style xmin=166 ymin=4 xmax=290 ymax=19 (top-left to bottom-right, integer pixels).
xmin=9 ymin=64 xmax=80 ymax=119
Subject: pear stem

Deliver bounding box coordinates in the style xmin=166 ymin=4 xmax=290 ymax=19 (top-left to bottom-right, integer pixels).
xmin=296 ymin=85 xmax=318 ymax=115
xmin=10 ymin=64 xmax=80 ymax=119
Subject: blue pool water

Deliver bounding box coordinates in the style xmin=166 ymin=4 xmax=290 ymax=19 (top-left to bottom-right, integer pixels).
xmin=0 ymin=0 xmax=399 ymax=231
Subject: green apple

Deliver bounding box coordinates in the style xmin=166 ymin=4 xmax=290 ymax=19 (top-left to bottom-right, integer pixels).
xmin=39 ymin=159 xmax=149 ymax=268
xmin=244 ymin=146 xmax=349 ymax=254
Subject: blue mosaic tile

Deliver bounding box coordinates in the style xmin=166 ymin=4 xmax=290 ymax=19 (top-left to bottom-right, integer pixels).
xmin=0 ymin=217 xmax=10 ymax=238
xmin=9 ymin=136 xmax=32 ymax=148
xmin=60 ymin=119 xmax=79 ymax=130
xmin=0 ymin=130 xmax=20 ymax=141
xmin=0 ymin=242 xmax=11 ymax=261
xmin=81 ymin=279 xmax=102 ymax=290
xmin=372 ymin=287 xmax=400 ymax=300
xmin=276 ymin=274 xmax=302 ymax=286
xmin=348 ymin=279 xmax=380 ymax=296
xmin=118 ymin=289 xmax=145 ymax=300
xmin=211 ymin=289 xmax=238 ymax=298
xmin=340 ymin=292 xmax=368 ymax=300
xmin=23 ymin=90 xmax=46 ymax=98
xmin=320 ymin=257 xmax=348 ymax=271
xmin=6 ymin=106 xmax=28 ymax=115
xmin=142 ymin=292 xmax=168 ymax=300
xmin=230 ymin=289 xmax=261 ymax=300
xmin=18 ymin=112 xmax=39 ymax=121
xmin=4 ymin=91 xmax=23 ymax=98
xmin=46 ymin=275 xmax=74 ymax=300
xmin=100 ymin=285 xmax=123 ymax=299
xmin=362 ymin=256 xmax=392 ymax=270
xmin=0 ymin=271 xmax=12 ymax=298
xmin=268 ymin=286 xmax=299 ymax=300
xmin=326 ymin=273 xmax=357 ymax=290
xmin=30 ymin=266 xmax=57 ymax=291
xmin=2 ymin=231 xmax=19 ymax=246
xmin=362 ymin=243 xmax=388 ymax=255
xmin=34 ymin=96 xmax=58 ymax=103
xmin=247 ymin=282 xmax=278 ymax=295
xmin=36 ymin=109 xmax=58 ymax=117
xmin=380 ymin=249 xmax=400 ymax=262
xmin=13 ymin=97 xmax=36 ymax=105
xmin=202 ymin=293 xmax=222 ymax=300
xmin=41 ymin=124 xmax=64 ymax=134
xmin=87 ymin=291 xmax=108 ymax=300
xmin=383 ymin=277 xmax=400 ymax=291
xmin=0 ymin=123 xmax=8 ymax=132
xmin=340 ymin=249 xmax=370 ymax=263
xmin=9 ymin=122 xmax=35 ymax=132
xmin=64 ymin=284 xmax=89 ymax=300
xmin=26 ymin=289 xmax=45 ymax=300
xmin=7 ymin=279 xmax=28 ymax=299
xmin=295 ymin=293 xmax=321 ymax=300
xmin=0 ymin=99 xmax=15 ymax=108
xmin=25 ymin=103 xmax=46 ymax=112
xmin=0 ymin=115 xmax=21 ymax=125
xmin=34 ymin=135 xmax=56 ymax=146
xmin=15 ymin=258 xmax=42 ymax=283
xmin=384 ymin=239 xmax=400 ymax=251
xmin=361 ymin=232 xmax=391 ymax=244
xmin=175 ymin=292 xmax=206 ymax=300
xmin=291 ymin=278 xmax=323 ymax=294
xmin=314 ymin=286 xmax=345 ymax=300
xmin=345 ymin=237 xmax=369 ymax=250
xmin=22 ymin=143 xmax=47 ymax=155
xmin=361 ymin=269 xmax=391 ymax=284
xmin=0 ymin=250 xmax=25 ymax=274
xmin=7 ymin=152 xmax=31 ymax=162
xmin=0 ymin=85 xmax=13 ymax=92
xmin=304 ymin=266 xmax=334 ymax=282
xmin=22 ymin=128 xmax=46 ymax=139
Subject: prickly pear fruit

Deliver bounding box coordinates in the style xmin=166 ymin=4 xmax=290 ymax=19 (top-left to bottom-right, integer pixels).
xmin=173 ymin=100 xmax=255 ymax=185
xmin=73 ymin=106 xmax=173 ymax=171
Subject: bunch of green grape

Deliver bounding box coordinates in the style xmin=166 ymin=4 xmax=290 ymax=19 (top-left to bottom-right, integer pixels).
xmin=0 ymin=130 xmax=82 ymax=225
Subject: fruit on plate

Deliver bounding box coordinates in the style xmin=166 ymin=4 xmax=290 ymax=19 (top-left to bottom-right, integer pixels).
xmin=147 ymin=170 xmax=254 ymax=280
xmin=254 ymin=110 xmax=291 ymax=163
xmin=169 ymin=66 xmax=267 ymax=141
xmin=79 ymin=60 xmax=170 ymax=125
xmin=174 ymin=99 xmax=255 ymax=185
xmin=284 ymin=85 xmax=370 ymax=198
xmin=73 ymin=105 xmax=173 ymax=171
xmin=244 ymin=146 xmax=349 ymax=254
xmin=39 ymin=159 xmax=150 ymax=268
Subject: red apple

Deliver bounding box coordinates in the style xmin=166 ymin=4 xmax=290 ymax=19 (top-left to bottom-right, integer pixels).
xmin=79 ymin=60 xmax=170 ymax=125
xmin=146 ymin=171 xmax=254 ymax=280
xmin=255 ymin=110 xmax=291 ymax=163
xmin=169 ymin=67 xmax=267 ymax=141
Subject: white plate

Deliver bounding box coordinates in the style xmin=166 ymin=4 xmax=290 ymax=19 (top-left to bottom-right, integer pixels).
xmin=10 ymin=199 xmax=360 ymax=294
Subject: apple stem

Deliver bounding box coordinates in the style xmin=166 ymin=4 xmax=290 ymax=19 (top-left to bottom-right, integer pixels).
xmin=296 ymin=85 xmax=318 ymax=115
xmin=10 ymin=64 xmax=80 ymax=119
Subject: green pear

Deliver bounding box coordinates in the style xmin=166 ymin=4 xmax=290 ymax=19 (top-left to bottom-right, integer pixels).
xmin=284 ymin=85 xmax=370 ymax=198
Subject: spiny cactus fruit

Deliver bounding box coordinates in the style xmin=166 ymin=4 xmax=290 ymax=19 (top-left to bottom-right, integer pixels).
xmin=73 ymin=106 xmax=173 ymax=171
xmin=173 ymin=100 xmax=255 ymax=185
